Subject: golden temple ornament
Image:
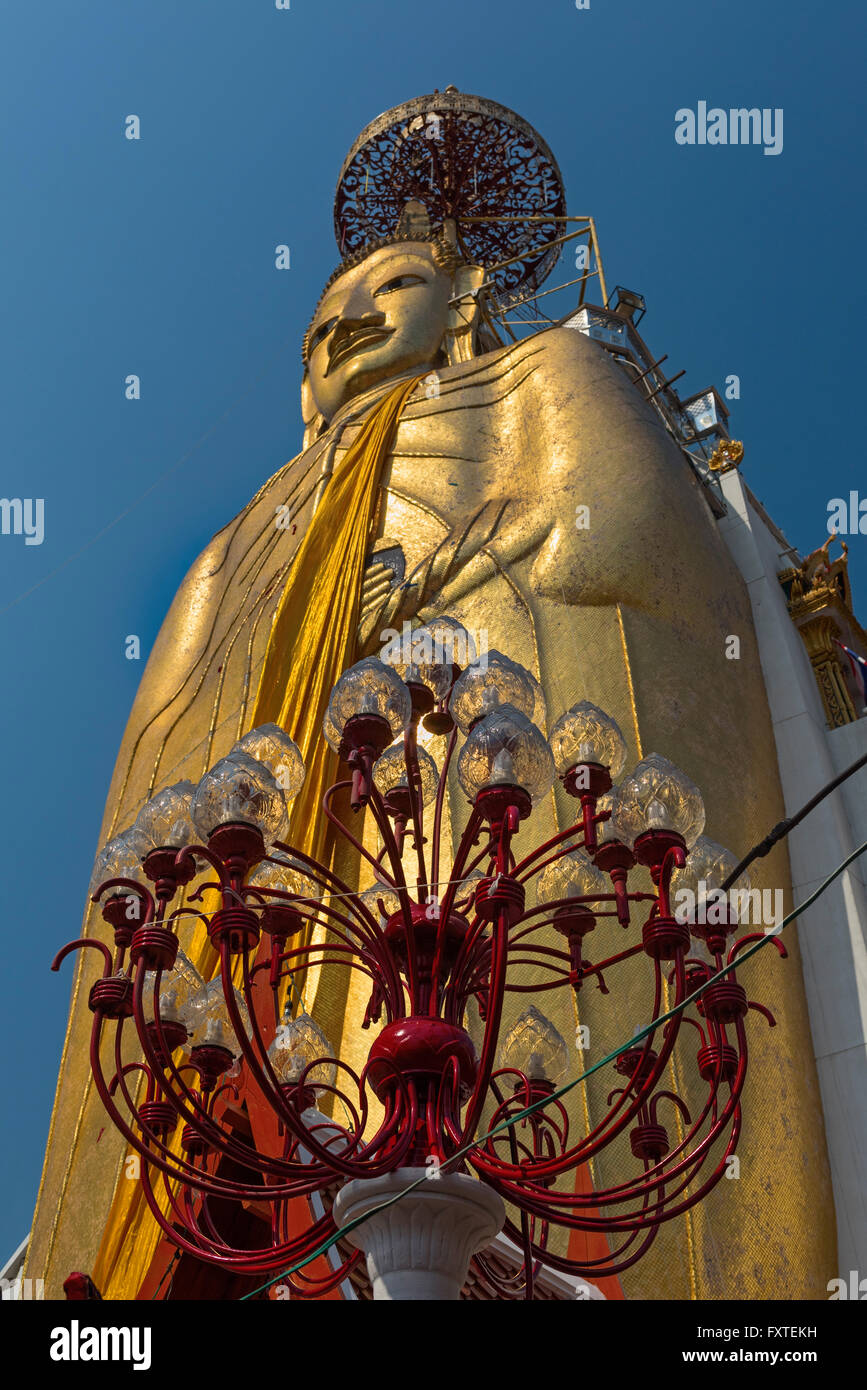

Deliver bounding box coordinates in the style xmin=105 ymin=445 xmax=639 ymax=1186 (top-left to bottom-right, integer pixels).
xmin=707 ymin=438 xmax=744 ymax=472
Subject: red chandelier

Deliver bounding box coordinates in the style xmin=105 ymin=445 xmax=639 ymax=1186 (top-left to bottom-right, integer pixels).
xmin=55 ymin=619 xmax=784 ymax=1300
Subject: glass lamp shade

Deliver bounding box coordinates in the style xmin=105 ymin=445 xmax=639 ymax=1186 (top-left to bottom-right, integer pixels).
xmin=323 ymin=702 xmax=341 ymax=752
xmin=180 ymin=977 xmax=251 ymax=1055
xmin=144 ymin=948 xmax=204 ymax=1027
xmin=233 ymin=724 xmax=306 ymax=803
xmin=381 ymin=616 xmax=473 ymax=698
xmin=609 ymin=753 xmax=705 ymax=849
xmin=670 ymin=836 xmax=749 ymax=920
xmin=538 ymin=849 xmax=608 ymax=904
xmin=549 ymin=702 xmax=627 ymax=778
xmin=191 ymin=752 xmax=287 ymax=841
xmin=267 ymin=1008 xmax=337 ymax=1089
xmin=358 ymin=883 xmax=402 ymax=925
xmin=88 ymin=826 xmax=147 ymax=898
xmin=595 ymin=791 xmax=619 ymax=845
xmin=449 ymin=650 xmax=537 ymax=734
xmin=246 ymin=856 xmax=320 ymax=901
xmin=424 ymin=615 xmax=477 ymax=669
xmin=134 ymin=781 xmax=198 ymax=853
xmin=497 ymin=1005 xmax=569 ymax=1084
xmin=372 ymin=743 xmax=440 ymax=806
xmin=457 ymin=704 xmax=555 ymax=804
xmin=323 ymin=657 xmax=412 ymax=752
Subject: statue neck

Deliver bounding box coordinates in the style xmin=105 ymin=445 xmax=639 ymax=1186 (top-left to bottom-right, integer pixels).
xmin=327 ymin=364 xmax=435 ymax=433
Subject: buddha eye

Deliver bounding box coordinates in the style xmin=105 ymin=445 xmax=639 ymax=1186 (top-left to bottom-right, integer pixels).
xmin=308 ymin=316 xmax=338 ymax=353
xmin=374 ymin=273 xmax=427 ymax=297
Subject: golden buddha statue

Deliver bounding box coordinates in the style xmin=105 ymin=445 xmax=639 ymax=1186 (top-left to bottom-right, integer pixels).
xmin=28 ymin=90 xmax=835 ymax=1301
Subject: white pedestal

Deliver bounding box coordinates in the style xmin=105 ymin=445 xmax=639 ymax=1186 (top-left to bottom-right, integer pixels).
xmin=332 ymin=1167 xmax=506 ymax=1301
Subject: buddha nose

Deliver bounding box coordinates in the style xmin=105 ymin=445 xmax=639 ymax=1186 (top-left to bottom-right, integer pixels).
xmin=328 ymin=312 xmax=387 ymax=365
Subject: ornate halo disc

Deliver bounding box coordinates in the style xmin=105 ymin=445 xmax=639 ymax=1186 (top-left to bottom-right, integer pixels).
xmin=334 ymin=88 xmax=567 ymax=302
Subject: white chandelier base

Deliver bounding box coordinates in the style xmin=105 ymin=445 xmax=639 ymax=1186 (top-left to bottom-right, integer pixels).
xmin=332 ymin=1167 xmax=506 ymax=1301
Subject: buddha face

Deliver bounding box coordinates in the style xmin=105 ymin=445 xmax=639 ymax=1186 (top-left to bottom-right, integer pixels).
xmin=306 ymin=242 xmax=453 ymax=421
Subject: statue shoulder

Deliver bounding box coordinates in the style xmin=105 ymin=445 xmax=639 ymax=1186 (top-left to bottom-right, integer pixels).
xmin=434 ymin=323 xmax=607 ymax=401
xmin=503 ymin=322 xmax=605 ymax=377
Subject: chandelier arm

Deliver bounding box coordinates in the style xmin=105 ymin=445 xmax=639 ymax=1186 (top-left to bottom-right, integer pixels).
xmin=458 ymin=910 xmax=510 ymax=1146
xmin=278 ymin=890 xmax=403 ymax=1010
xmin=402 ymin=725 xmax=429 ymax=896
xmin=92 ymin=877 xmax=155 ymax=923
xmin=237 ymin=943 xmax=420 ymax=1175
xmin=131 ymin=964 xmax=318 ymax=1184
xmin=109 ymin=1060 xmax=156 ymax=1105
xmin=275 ymin=1246 xmax=363 ymax=1299
xmin=138 ymin=1157 xmax=342 ymax=1276
xmin=356 ymin=1066 xmax=420 ymax=1164
xmin=512 ymin=821 xmax=590 ymax=881
xmin=500 ymin=1207 xmax=660 ymax=1280
xmin=477 ymin=1046 xmax=746 ymax=1216
xmin=430 ymin=722 xmax=459 ymax=891
xmin=363 ymin=781 xmax=425 ymax=1007
xmin=489 ymin=1074 xmax=536 ymax=1298
xmin=470 ymin=1003 xmax=679 ymax=1182
xmin=429 ymin=802 xmax=487 ymax=1016
xmin=267 ymin=834 xmax=390 ymax=925
xmin=319 ymin=782 xmax=399 ymax=889
xmin=229 ymin=944 xmax=384 ymax=1177
xmin=89 ymin=1011 xmax=291 ymax=1199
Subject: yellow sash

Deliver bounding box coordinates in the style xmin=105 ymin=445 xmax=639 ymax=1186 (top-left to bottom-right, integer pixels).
xmin=93 ymin=373 xmax=421 ymax=1298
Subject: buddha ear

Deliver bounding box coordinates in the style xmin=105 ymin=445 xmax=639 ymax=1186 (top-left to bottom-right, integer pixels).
xmin=301 ymin=367 xmax=328 ymax=445
xmin=444 ymin=262 xmax=486 ymax=365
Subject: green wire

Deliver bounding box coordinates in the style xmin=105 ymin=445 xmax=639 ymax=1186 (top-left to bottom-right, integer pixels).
xmin=239 ymin=836 xmax=867 ymax=1299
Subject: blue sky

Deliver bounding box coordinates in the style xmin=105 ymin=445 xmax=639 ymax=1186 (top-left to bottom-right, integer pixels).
xmin=1 ymin=0 xmax=865 ymax=1260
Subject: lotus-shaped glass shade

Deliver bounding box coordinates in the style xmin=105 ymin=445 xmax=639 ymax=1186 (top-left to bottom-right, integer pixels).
xmin=267 ymin=1008 xmax=337 ymax=1089
xmin=372 ymin=743 xmax=440 ymax=806
xmin=323 ymin=702 xmax=341 ymax=752
xmin=671 ymin=836 xmax=750 ymax=920
xmin=538 ymin=849 xmax=608 ymax=904
xmin=134 ymin=781 xmax=198 ymax=853
xmin=180 ymin=977 xmax=251 ymax=1055
xmin=191 ymin=752 xmax=286 ymax=841
xmin=144 ymin=948 xmax=204 ymax=1027
xmin=323 ymin=657 xmax=412 ymax=752
xmin=549 ymin=702 xmax=627 ymax=778
xmin=449 ymin=651 xmax=537 ymax=734
xmin=424 ymin=615 xmax=477 ymax=671
xmin=246 ymin=855 xmax=320 ymax=901
xmin=358 ymin=883 xmax=402 ymax=924
xmin=88 ymin=826 xmax=147 ymax=898
xmin=609 ymin=753 xmax=705 ymax=849
xmin=457 ymin=704 xmax=555 ymax=804
xmin=497 ymin=1006 xmax=569 ymax=1084
xmin=595 ymin=791 xmax=619 ymax=845
xmin=381 ymin=616 xmax=472 ymax=699
xmin=234 ymin=724 xmax=306 ymax=803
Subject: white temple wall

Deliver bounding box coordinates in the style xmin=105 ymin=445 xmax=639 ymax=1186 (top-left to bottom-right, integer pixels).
xmin=716 ymin=468 xmax=867 ymax=1281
